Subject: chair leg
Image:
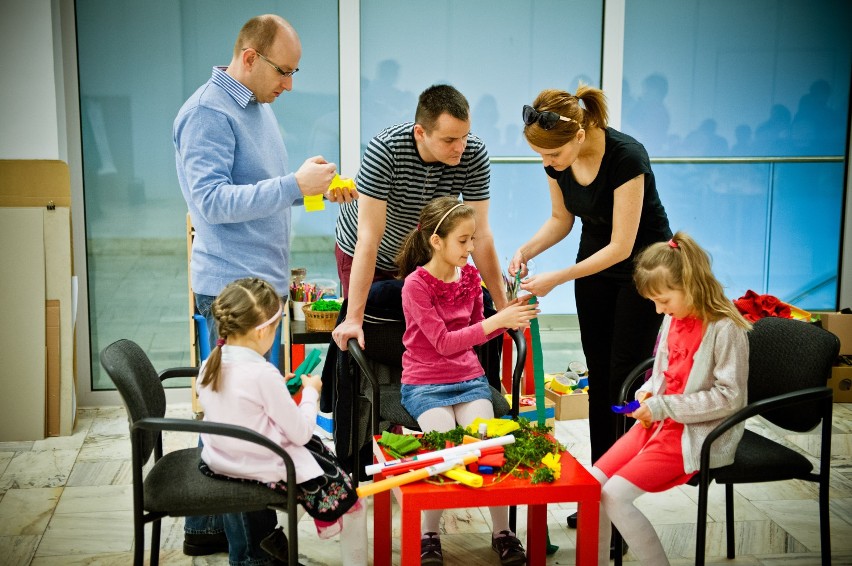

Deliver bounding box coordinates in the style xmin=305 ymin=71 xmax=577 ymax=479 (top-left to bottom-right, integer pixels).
xmin=820 ymin=481 xmax=831 ymax=566
xmin=695 ymin=478 xmax=709 ymax=566
xmin=613 ymin=529 xmax=623 ymax=566
xmin=725 ymin=483 xmax=735 ymax=559
xmin=150 ymin=517 xmax=161 ymax=566
xmin=134 ymin=513 xmax=146 ymax=566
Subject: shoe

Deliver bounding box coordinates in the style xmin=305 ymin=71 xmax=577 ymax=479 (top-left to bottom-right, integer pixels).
xmin=491 ymin=530 xmax=527 ymax=566
xmin=567 ymin=511 xmax=578 ymax=528
xmin=260 ymin=527 xmax=289 ymax=562
xmin=183 ymin=531 xmax=228 ymax=556
xmin=420 ymin=532 xmax=443 ymax=565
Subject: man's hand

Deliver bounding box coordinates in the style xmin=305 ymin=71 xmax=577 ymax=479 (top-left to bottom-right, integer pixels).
xmin=325 ymin=180 xmax=358 ymax=203
xmin=294 ymin=156 xmax=337 ymax=196
xmin=332 ymin=318 xmax=365 ymax=350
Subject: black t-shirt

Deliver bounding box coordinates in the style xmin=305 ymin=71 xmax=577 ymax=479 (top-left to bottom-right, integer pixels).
xmin=545 ymin=127 xmax=671 ymax=278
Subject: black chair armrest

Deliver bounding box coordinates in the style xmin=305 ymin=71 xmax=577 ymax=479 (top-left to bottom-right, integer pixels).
xmin=159 ymin=367 xmax=199 ymax=382
xmin=698 ymin=386 xmax=833 ymax=470
xmin=347 ymin=338 xmax=380 ymax=391
xmin=132 ymin=417 xmax=296 ymax=478
xmin=618 ymin=357 xmax=656 ymax=403
xmin=506 ymin=328 xmax=526 ymax=418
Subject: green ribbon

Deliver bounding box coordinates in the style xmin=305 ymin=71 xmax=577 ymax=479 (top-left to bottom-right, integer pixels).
xmin=528 ymin=297 xmax=546 ymax=426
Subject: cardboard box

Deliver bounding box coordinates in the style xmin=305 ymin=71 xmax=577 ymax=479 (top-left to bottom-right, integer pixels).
xmin=828 ymin=366 xmax=852 ymax=403
xmin=509 ymin=394 xmax=555 ymax=428
xmin=818 ymin=312 xmax=852 ymax=355
xmin=545 ymin=387 xmax=589 ymax=420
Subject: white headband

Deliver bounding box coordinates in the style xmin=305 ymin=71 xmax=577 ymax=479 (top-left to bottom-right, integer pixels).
xmin=255 ymin=302 xmax=283 ymax=330
xmin=432 ymin=203 xmax=465 ymax=236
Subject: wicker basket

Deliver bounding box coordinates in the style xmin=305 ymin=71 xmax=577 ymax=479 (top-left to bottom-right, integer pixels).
xmin=302 ymin=303 xmax=338 ymax=332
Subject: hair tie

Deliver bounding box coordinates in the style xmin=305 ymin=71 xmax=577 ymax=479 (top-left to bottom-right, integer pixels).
xmin=668 ymin=239 xmax=678 ymax=249
xmin=416 ymin=223 xmax=421 ymax=231
xmin=216 ymin=338 xmax=226 ymax=347
xmin=433 ymin=203 xmax=465 ymax=236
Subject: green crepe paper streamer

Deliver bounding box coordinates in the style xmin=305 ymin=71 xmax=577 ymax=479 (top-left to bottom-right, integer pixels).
xmin=528 ymin=296 xmax=546 ymax=427
xmin=528 ymin=296 xmax=559 ymax=555
xmin=378 ymin=430 xmax=422 ymax=455
xmin=288 ymin=348 xmax=321 ymax=394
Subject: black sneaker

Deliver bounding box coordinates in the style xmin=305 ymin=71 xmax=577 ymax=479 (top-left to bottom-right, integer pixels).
xmin=567 ymin=511 xmax=578 ymax=528
xmin=183 ymin=531 xmax=228 ymax=556
xmin=491 ymin=530 xmax=526 ymax=566
xmin=421 ymin=532 xmax=443 ymax=565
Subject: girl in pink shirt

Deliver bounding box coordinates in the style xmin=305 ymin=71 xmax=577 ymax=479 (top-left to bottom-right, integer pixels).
xmin=395 ymin=196 xmax=539 ymax=566
xmin=196 ymin=277 xmax=365 ymax=564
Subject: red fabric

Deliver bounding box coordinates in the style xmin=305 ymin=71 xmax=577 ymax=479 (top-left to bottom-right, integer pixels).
xmin=733 ymin=290 xmax=791 ymax=322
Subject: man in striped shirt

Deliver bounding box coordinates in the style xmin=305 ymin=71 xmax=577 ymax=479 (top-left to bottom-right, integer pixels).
xmin=332 ymin=84 xmax=507 ymax=351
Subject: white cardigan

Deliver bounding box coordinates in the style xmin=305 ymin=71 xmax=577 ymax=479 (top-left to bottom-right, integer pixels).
xmin=637 ymin=316 xmax=750 ymax=473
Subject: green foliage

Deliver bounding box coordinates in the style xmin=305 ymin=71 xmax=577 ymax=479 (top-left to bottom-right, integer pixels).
xmin=420 ymin=418 xmax=564 ymax=482
xmin=311 ymin=299 xmax=342 ymax=312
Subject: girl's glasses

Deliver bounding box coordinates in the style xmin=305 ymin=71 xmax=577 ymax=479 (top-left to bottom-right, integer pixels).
xmin=522 ymin=105 xmax=578 ymax=130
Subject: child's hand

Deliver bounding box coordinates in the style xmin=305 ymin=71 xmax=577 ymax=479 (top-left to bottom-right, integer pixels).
xmin=489 ymin=296 xmax=539 ymax=331
xmin=629 ymin=402 xmax=653 ymax=428
xmin=301 ymin=373 xmax=322 ymax=394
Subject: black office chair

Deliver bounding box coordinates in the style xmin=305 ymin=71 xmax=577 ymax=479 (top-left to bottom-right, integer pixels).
xmin=100 ymin=339 xmax=300 ymax=566
xmin=613 ymin=316 xmax=839 ymax=566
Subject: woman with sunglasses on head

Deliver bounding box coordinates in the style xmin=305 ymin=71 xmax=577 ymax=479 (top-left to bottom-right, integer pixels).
xmin=508 ymin=85 xmax=672 ymax=554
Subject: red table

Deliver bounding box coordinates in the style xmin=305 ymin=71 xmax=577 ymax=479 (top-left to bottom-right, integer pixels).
xmin=371 ymin=438 xmax=601 ymax=566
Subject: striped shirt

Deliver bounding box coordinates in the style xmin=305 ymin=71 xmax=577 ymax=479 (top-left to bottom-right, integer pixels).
xmin=335 ymin=122 xmax=490 ymax=271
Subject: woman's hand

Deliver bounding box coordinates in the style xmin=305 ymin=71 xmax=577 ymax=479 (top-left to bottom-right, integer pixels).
xmin=508 ymin=250 xmax=528 ymax=278
xmin=519 ymin=270 xmax=562 ymax=297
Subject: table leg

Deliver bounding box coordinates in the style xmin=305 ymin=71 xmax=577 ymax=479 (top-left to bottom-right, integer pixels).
xmin=526 ymin=504 xmax=547 ymax=565
xmin=576 ymin=499 xmax=600 ymax=566
xmin=373 ymin=479 xmax=392 ymax=566
xmin=401 ymin=501 xmax=421 ymax=566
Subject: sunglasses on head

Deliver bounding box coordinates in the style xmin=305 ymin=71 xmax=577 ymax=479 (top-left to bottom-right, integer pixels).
xmin=522 ymin=105 xmax=578 ymax=130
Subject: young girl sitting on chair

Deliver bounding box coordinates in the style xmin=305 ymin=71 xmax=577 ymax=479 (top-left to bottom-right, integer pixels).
xmin=396 ymin=196 xmax=540 ymax=566
xmin=196 ymin=277 xmax=366 ymax=565
xmin=593 ymin=231 xmax=751 ymax=565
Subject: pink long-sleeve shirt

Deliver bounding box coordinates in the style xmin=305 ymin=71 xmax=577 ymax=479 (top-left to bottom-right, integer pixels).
xmin=401 ymin=265 xmax=504 ymax=385
xmin=196 ymin=345 xmax=323 ymax=484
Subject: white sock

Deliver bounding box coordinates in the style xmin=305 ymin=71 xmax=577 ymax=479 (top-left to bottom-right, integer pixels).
xmin=340 ymin=502 xmax=368 ymax=566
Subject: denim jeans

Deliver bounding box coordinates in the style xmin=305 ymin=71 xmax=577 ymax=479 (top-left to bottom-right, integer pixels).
xmin=186 ymin=293 xmax=279 ymax=566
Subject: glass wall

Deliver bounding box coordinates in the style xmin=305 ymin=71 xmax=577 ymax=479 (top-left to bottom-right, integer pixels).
xmin=622 ymin=0 xmax=850 ymax=310
xmin=75 ymin=0 xmax=849 ymax=389
xmin=76 ymin=1 xmax=340 ymax=389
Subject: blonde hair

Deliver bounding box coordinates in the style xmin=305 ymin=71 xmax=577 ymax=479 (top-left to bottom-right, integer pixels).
xmin=523 ymin=84 xmax=608 ymax=149
xmin=199 ymin=277 xmax=281 ymax=392
xmin=395 ymin=196 xmax=475 ymax=278
xmin=633 ymin=231 xmax=752 ymax=330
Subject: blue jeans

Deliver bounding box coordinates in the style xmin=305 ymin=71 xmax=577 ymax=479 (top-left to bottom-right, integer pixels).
xmin=186 ymin=293 xmax=279 ymax=566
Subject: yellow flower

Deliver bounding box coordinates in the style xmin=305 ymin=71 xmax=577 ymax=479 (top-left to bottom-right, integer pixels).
xmin=541 ymin=452 xmax=562 ymax=480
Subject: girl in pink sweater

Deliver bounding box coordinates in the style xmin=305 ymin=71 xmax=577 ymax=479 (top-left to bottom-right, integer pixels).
xmin=593 ymin=232 xmax=751 ymax=565
xmin=395 ymin=196 xmax=539 ymax=566
xmin=197 ymin=277 xmax=366 ymax=564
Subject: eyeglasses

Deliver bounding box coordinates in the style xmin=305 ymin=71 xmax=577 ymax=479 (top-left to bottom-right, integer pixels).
xmin=522 ymin=105 xmax=578 ymax=130
xmin=243 ymin=48 xmax=299 ymax=77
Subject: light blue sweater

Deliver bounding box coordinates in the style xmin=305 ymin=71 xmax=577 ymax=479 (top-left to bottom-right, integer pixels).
xmin=174 ymin=67 xmax=303 ymax=297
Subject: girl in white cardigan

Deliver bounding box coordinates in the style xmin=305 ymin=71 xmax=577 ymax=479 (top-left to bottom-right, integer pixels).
xmin=593 ymin=232 xmax=752 ymax=565
xmin=197 ymin=277 xmax=366 ymax=565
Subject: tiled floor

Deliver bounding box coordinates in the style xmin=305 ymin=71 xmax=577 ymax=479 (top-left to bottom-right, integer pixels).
xmin=1 ymin=397 xmax=851 ymax=565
